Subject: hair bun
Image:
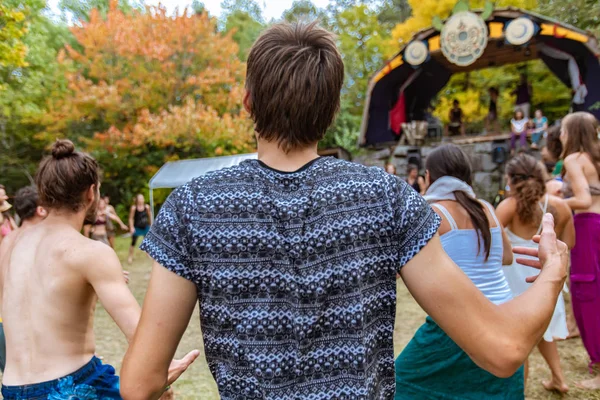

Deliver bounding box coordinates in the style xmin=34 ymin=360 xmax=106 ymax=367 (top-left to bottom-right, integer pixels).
xmin=51 ymin=139 xmax=75 ymax=159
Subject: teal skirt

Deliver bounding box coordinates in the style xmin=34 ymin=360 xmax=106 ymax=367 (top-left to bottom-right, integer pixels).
xmin=395 ymin=317 xmax=524 ymax=400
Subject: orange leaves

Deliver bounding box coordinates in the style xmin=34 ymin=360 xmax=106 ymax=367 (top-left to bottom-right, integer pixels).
xmin=44 ymin=0 xmax=253 ymax=160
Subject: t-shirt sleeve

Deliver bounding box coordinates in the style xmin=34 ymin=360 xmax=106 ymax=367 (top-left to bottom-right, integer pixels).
xmin=140 ymin=186 xmax=195 ymax=282
xmin=389 ymin=176 xmax=441 ymax=272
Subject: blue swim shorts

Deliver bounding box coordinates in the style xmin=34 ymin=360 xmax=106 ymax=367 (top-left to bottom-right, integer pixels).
xmin=2 ymin=356 xmax=121 ymax=399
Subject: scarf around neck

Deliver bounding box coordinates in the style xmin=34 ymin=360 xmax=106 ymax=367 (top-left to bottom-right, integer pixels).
xmin=423 ymin=176 xmax=477 ymax=203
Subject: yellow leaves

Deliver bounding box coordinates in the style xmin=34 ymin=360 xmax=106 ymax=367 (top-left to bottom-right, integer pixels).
xmin=434 ymin=88 xmax=487 ymax=124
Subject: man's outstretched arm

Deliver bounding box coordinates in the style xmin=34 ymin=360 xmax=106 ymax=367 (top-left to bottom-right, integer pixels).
xmin=120 ymin=262 xmax=199 ymax=400
xmin=400 ymin=213 xmax=568 ymax=378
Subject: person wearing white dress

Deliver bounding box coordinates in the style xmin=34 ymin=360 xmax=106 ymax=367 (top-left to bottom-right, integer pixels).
xmin=497 ymin=153 xmax=575 ymax=394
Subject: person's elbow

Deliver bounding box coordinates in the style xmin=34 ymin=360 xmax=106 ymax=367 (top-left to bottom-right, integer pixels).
xmin=479 ymin=336 xmax=526 ymax=378
xmin=120 ymin=361 xmax=167 ymax=400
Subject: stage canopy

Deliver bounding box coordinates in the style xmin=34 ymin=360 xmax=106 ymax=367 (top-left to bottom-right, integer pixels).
xmin=359 ymin=7 xmax=600 ymax=147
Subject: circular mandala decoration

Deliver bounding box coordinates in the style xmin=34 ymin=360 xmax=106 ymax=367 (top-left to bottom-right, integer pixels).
xmin=440 ymin=11 xmax=488 ymax=67
xmin=404 ymin=40 xmax=429 ymax=66
xmin=505 ymin=17 xmax=535 ymax=46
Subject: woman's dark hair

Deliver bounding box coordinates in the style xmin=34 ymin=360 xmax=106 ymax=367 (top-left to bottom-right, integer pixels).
xmin=406 ymin=164 xmax=418 ymax=174
xmin=545 ymin=125 xmax=563 ymax=162
xmin=35 ymin=139 xmax=99 ymax=212
xmin=426 ymin=144 xmax=492 ymax=260
xmin=506 ymin=154 xmax=546 ymax=226
xmin=561 ymin=112 xmax=600 ymax=177
xmin=14 ymin=186 xmax=39 ymax=223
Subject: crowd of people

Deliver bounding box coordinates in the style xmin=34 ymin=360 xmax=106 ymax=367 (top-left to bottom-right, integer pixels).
xmin=0 ymin=21 xmax=597 ymax=400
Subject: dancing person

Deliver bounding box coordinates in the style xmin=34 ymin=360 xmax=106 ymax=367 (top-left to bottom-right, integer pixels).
xmin=485 ymin=87 xmax=500 ymax=135
xmin=103 ymin=195 xmax=124 ymax=249
xmin=0 ymin=185 xmax=17 ymax=245
xmin=559 ymin=112 xmax=600 ymax=390
xmin=497 ymin=154 xmax=574 ymax=393
xmin=0 ymin=140 xmax=195 ymax=399
xmin=542 ymin=125 xmax=565 ymax=197
xmin=0 ymin=186 xmax=47 ymax=373
xmin=395 ymin=144 xmax=523 ymax=399
xmin=128 ymin=194 xmax=152 ymax=265
xmin=90 ymin=198 xmax=127 ymax=246
xmin=510 ymin=109 xmax=529 ymax=155
xmin=445 ymin=99 xmax=465 ymax=137
xmin=406 ymin=163 xmax=425 ymax=195
xmin=121 ymin=22 xmax=569 ymax=400
xmin=512 ymin=73 xmax=532 ymax=119
xmin=531 ymin=109 xmax=548 ymax=150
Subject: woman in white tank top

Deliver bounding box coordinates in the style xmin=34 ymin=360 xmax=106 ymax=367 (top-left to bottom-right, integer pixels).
xmin=496 ymin=154 xmax=575 ymax=394
xmin=395 ymin=144 xmax=524 ymax=400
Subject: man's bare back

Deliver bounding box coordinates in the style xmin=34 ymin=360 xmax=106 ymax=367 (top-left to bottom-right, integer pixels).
xmin=0 ymin=217 xmax=139 ymax=385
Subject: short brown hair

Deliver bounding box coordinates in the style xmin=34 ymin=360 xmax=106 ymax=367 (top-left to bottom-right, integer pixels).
xmin=14 ymin=186 xmax=39 ymax=222
xmin=35 ymin=139 xmax=100 ymax=212
xmin=246 ymin=21 xmax=344 ymax=151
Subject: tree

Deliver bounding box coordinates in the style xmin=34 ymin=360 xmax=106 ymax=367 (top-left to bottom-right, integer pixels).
xmin=377 ymin=0 xmax=412 ymax=29
xmin=282 ymin=1 xmax=327 ymax=24
xmin=0 ymin=0 xmax=69 ymax=193
xmin=58 ymin=0 xmax=143 ymax=23
xmin=538 ymin=0 xmax=600 ymax=36
xmin=223 ymin=10 xmax=265 ymax=61
xmin=0 ymin=2 xmax=30 ymax=69
xmin=221 ymin=0 xmax=264 ymax=23
xmin=41 ymin=1 xmax=254 ymax=205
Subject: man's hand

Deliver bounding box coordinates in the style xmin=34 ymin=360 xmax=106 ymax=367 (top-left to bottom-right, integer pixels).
xmin=167 ymin=350 xmax=200 ymax=386
xmin=513 ymin=213 xmax=569 ymax=283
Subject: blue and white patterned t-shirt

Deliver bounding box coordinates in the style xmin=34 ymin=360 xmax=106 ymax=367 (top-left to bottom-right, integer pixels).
xmin=141 ymin=157 xmax=440 ymax=400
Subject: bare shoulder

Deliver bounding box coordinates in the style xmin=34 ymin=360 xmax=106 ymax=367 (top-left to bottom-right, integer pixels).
xmin=548 ymin=195 xmax=571 ymax=217
xmin=67 ymin=233 xmax=120 ymax=270
xmin=496 ymin=196 xmax=517 ymax=212
xmin=564 ymin=152 xmax=589 ymax=167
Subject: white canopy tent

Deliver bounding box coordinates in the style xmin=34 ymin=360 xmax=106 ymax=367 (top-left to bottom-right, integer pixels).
xmin=148 ymin=153 xmax=257 ymax=217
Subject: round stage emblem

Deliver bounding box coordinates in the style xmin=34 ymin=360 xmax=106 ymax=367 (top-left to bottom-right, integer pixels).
xmin=404 ymin=41 xmax=429 ymax=66
xmin=440 ymin=11 xmax=488 ymax=67
xmin=505 ymin=17 xmax=535 ymax=46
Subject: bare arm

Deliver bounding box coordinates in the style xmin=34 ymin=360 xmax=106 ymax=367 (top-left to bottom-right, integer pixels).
xmin=83 ymin=224 xmax=92 ymax=238
xmin=501 ymin=227 xmax=513 ymax=265
xmin=121 ymin=262 xmax=199 ymax=400
xmin=83 ymin=243 xmax=140 ymax=341
xmin=564 ymin=155 xmax=593 ymax=210
xmin=400 ymin=214 xmax=567 ymax=377
xmin=128 ymin=205 xmax=135 ymax=233
xmin=558 ymin=202 xmax=575 ymax=249
xmin=146 ymin=204 xmax=153 ymax=225
xmin=418 ymin=176 xmax=426 ymax=195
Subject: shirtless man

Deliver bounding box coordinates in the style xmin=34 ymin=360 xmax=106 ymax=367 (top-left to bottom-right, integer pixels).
xmin=0 ymin=140 xmax=196 ymax=399
xmin=0 ymin=185 xmax=47 ymax=373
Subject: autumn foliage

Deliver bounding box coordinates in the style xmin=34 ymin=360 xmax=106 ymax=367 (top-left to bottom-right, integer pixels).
xmin=41 ymin=0 xmax=254 ymax=201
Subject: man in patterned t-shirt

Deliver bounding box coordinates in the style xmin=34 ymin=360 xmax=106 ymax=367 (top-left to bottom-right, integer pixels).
xmin=121 ymin=22 xmax=569 ymax=400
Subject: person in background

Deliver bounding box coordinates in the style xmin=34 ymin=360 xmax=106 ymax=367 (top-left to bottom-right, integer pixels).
xmin=445 ymin=99 xmax=466 ymax=137
xmin=385 ymin=162 xmax=397 ymax=176
xmin=510 ymin=109 xmax=529 ymax=155
xmin=87 ymin=198 xmax=127 ymax=247
xmin=128 ymin=194 xmax=152 ymax=265
xmin=560 ymin=112 xmax=600 ymax=390
xmin=0 ymin=185 xmax=17 ymax=245
xmin=512 ymin=73 xmax=532 ymax=119
xmin=541 ymin=125 xmax=565 ymax=196
xmin=395 ymin=144 xmax=523 ymax=400
xmin=531 ymin=109 xmax=549 ymax=150
xmin=497 ymin=154 xmax=574 ymax=393
xmin=0 ymin=186 xmax=48 ymax=373
xmin=406 ymin=164 xmax=426 ymax=195
xmin=0 ymin=140 xmax=192 ymax=399
xmin=104 ymin=195 xmax=125 ymax=249
xmin=485 ymin=87 xmax=500 ymax=135
xmin=121 ymin=21 xmax=569 ymax=400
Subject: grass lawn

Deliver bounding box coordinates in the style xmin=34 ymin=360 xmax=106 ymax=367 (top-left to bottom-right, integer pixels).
xmin=7 ymin=237 xmax=599 ymax=399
